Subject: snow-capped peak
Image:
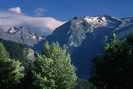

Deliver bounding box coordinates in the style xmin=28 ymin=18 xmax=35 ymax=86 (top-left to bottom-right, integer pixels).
xmin=8 ymin=26 xmax=18 ymax=33
xmin=84 ymin=16 xmax=107 ymax=26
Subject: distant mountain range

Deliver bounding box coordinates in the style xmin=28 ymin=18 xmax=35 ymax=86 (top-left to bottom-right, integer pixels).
xmin=0 ymin=26 xmax=43 ymax=46
xmin=1 ymin=15 xmax=133 ymax=79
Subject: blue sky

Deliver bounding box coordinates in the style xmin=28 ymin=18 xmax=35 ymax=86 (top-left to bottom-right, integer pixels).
xmin=0 ymin=0 xmax=133 ymax=20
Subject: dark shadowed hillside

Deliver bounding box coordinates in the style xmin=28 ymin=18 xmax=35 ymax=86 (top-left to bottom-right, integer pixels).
xmin=47 ymin=16 xmax=133 ymax=78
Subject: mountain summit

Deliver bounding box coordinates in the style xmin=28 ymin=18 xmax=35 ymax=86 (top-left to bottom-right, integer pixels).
xmin=47 ymin=15 xmax=133 ymax=78
xmin=1 ymin=15 xmax=133 ymax=78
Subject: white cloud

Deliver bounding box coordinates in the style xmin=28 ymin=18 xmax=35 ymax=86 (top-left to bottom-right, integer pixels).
xmin=8 ymin=7 xmax=22 ymax=14
xmin=0 ymin=7 xmax=65 ymax=35
xmin=34 ymin=8 xmax=47 ymax=16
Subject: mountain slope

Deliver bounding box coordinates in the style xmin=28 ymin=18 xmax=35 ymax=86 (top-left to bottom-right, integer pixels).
xmin=0 ymin=26 xmax=44 ymax=46
xmin=47 ymin=15 xmax=133 ymax=78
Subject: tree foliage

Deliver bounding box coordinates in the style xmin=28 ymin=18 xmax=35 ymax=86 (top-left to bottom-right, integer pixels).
xmin=0 ymin=57 xmax=24 ymax=89
xmin=75 ymin=78 xmax=96 ymax=89
xmin=91 ymin=34 xmax=133 ymax=89
xmin=0 ymin=42 xmax=9 ymax=58
xmin=32 ymin=42 xmax=77 ymax=89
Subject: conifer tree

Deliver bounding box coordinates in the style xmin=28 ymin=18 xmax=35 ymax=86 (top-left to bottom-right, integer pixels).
xmin=0 ymin=57 xmax=24 ymax=89
xmin=91 ymin=34 xmax=133 ymax=89
xmin=32 ymin=42 xmax=77 ymax=89
xmin=0 ymin=42 xmax=9 ymax=58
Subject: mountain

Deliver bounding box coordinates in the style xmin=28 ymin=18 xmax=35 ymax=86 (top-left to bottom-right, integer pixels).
xmin=1 ymin=15 xmax=133 ymax=79
xmin=47 ymin=15 xmax=133 ymax=79
xmin=0 ymin=11 xmax=64 ymax=47
xmin=0 ymin=26 xmax=44 ymax=46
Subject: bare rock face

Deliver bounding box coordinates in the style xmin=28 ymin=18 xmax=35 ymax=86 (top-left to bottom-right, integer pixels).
xmin=1 ymin=15 xmax=133 ymax=79
xmin=47 ymin=15 xmax=133 ymax=78
xmin=0 ymin=26 xmax=44 ymax=46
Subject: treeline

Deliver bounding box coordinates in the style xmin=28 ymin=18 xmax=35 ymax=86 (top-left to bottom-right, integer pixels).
xmin=90 ymin=34 xmax=133 ymax=89
xmin=0 ymin=40 xmax=77 ymax=89
xmin=1 ymin=33 xmax=133 ymax=89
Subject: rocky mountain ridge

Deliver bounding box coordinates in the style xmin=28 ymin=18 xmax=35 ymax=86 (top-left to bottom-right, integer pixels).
xmin=47 ymin=15 xmax=133 ymax=78
xmin=0 ymin=26 xmax=44 ymax=46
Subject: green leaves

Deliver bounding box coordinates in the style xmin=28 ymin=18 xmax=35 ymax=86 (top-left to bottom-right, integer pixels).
xmin=0 ymin=57 xmax=24 ymax=89
xmin=32 ymin=42 xmax=77 ymax=89
xmin=0 ymin=41 xmax=77 ymax=89
xmin=0 ymin=42 xmax=25 ymax=89
xmin=91 ymin=34 xmax=133 ymax=89
xmin=0 ymin=43 xmax=9 ymax=58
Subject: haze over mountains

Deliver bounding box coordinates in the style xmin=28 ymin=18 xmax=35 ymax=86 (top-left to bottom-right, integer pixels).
xmin=0 ymin=7 xmax=64 ymax=35
xmin=0 ymin=7 xmax=64 ymax=46
xmin=1 ymin=9 xmax=133 ymax=78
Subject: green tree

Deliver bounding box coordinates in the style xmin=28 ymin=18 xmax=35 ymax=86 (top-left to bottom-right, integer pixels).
xmin=91 ymin=34 xmax=133 ymax=89
xmin=0 ymin=57 xmax=24 ymax=89
xmin=1 ymin=40 xmax=25 ymax=60
xmin=22 ymin=48 xmax=35 ymax=71
xmin=32 ymin=42 xmax=77 ymax=89
xmin=0 ymin=42 xmax=9 ymax=58
xmin=75 ymin=79 xmax=96 ymax=89
xmin=19 ymin=48 xmax=36 ymax=89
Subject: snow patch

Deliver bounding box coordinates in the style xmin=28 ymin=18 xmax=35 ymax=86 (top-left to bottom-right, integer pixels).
xmin=84 ymin=16 xmax=107 ymax=26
